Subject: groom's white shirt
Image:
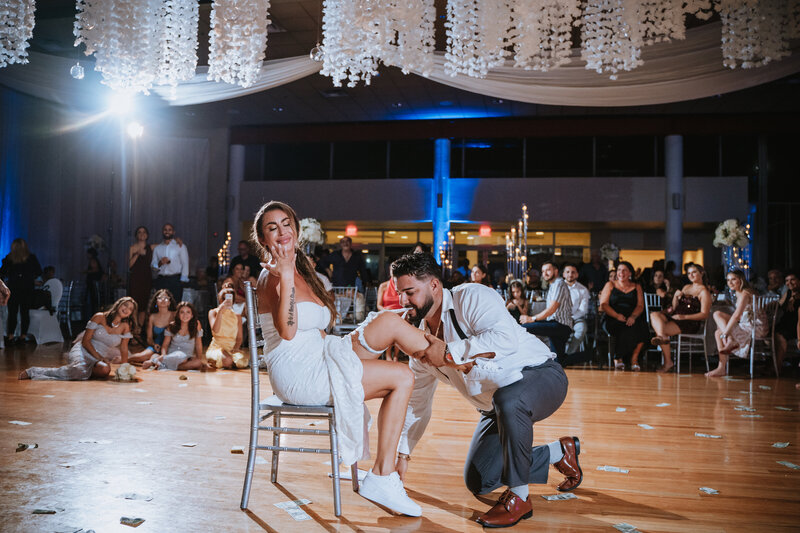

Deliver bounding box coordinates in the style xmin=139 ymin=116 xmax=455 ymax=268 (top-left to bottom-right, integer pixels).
xmin=398 ymin=284 xmax=555 ymax=455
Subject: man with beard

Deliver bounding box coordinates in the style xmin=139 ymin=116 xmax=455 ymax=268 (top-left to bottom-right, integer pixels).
xmin=391 ymin=253 xmax=581 ymax=528
xmin=519 ymin=261 xmax=573 ymax=365
xmin=151 ymin=223 xmax=189 ymax=302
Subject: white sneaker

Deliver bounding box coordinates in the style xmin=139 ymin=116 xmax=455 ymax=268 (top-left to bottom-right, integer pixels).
xmin=358 ymin=470 xmax=422 ymax=517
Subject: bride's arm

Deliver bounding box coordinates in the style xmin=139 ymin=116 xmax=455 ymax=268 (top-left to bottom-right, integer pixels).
xmin=265 ymin=244 xmax=299 ymax=341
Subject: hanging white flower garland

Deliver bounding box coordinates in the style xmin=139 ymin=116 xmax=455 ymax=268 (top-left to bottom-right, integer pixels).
xmin=0 ymin=0 xmax=36 ymax=68
xmin=74 ymin=0 xmax=198 ymax=94
xmin=511 ymin=0 xmax=581 ymax=72
xmin=445 ymin=0 xmax=513 ymax=78
xmin=716 ymin=0 xmax=796 ymax=69
xmin=207 ymin=0 xmax=271 ymax=88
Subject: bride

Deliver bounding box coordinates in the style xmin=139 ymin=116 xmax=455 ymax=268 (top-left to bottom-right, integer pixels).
xmin=253 ymin=201 xmax=435 ymax=517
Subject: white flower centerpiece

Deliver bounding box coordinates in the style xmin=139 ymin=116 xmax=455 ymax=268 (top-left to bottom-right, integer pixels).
xmin=115 ymin=362 xmax=137 ymax=382
xmin=600 ymin=242 xmax=620 ymax=268
xmin=298 ymin=218 xmax=325 ymax=255
xmin=713 ymin=218 xmax=750 ymax=277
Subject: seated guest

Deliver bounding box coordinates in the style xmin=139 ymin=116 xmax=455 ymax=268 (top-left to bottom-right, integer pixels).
xmin=520 ymin=261 xmax=573 ymax=364
xmin=207 ymin=286 xmax=248 ymax=369
xmin=649 ymin=263 xmax=712 ymax=373
xmin=607 ymin=268 xmax=617 ymax=282
xmin=644 ymin=268 xmax=670 ymax=300
xmin=776 ymin=271 xmax=800 ymax=367
xmin=524 ymin=268 xmax=541 ymax=293
xmin=143 ymin=302 xmax=210 ymax=371
xmin=377 ymin=271 xmax=402 ymax=311
xmin=505 ymin=279 xmax=531 ymax=322
xmin=471 ymin=263 xmax=492 ymax=287
xmin=599 ymin=262 xmax=649 ymax=370
xmin=307 ymin=253 xmax=333 ymax=293
xmin=563 ymin=263 xmax=590 ymax=355
xmin=766 ymin=268 xmax=787 ymax=297
xmin=128 ymin=289 xmax=177 ymax=364
xmin=706 ymin=270 xmax=767 ymax=377
xmin=578 ymin=250 xmax=608 ymax=292
xmin=20 ymin=297 xmax=137 ymax=380
xmin=231 ymin=240 xmax=262 ymax=280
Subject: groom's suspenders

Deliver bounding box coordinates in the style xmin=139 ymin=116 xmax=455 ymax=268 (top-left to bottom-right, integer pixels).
xmin=449 ymin=308 xmax=468 ymax=340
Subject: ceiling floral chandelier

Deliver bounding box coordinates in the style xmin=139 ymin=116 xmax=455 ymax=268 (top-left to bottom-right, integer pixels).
xmin=1 ymin=0 xmax=798 ymax=94
xmin=0 ymin=0 xmax=36 ymax=68
xmin=74 ymin=0 xmax=198 ymax=94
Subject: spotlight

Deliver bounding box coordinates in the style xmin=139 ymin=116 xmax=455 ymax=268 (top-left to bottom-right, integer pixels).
xmin=108 ymin=91 xmax=134 ymax=115
xmin=126 ymin=122 xmax=144 ymax=139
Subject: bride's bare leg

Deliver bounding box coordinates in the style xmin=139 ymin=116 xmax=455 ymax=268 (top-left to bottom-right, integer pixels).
xmin=361 ymin=359 xmax=414 ymax=475
xmin=351 ymin=311 xmax=430 ymax=360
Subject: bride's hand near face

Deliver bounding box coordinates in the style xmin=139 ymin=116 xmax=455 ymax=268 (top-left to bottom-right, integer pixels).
xmin=266 ymin=243 xmax=296 ymax=280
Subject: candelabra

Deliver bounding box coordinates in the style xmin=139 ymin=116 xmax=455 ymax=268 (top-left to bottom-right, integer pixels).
xmin=217 ymin=231 xmax=231 ymax=278
xmin=505 ymin=204 xmax=528 ymax=280
xmin=439 ymin=231 xmax=455 ymax=280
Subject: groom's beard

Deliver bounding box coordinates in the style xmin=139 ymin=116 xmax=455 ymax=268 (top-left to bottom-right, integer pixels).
xmin=404 ymin=294 xmax=435 ymax=328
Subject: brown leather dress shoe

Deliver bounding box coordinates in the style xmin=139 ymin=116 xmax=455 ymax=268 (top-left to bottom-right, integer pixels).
xmin=553 ymin=436 xmax=582 ymax=492
xmin=476 ymin=489 xmax=532 ymax=528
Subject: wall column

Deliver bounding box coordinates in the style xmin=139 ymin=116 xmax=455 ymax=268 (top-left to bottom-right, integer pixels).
xmin=227 ymin=144 xmax=245 ymax=240
xmin=432 ymin=138 xmax=451 ymax=262
xmin=665 ymin=135 xmax=684 ymax=274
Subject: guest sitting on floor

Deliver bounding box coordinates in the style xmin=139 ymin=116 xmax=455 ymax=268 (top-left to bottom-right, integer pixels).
xmin=649 ymin=262 xmax=712 ymax=373
xmin=706 ymin=270 xmax=767 ymax=377
xmin=143 ymin=302 xmax=210 ymax=371
xmin=207 ymin=286 xmax=248 ymax=369
xmin=20 ymin=297 xmax=137 ymax=380
xmin=128 ymin=289 xmax=177 ymax=364
xmin=505 ymin=279 xmax=531 ymax=322
xmin=599 ymin=261 xmax=649 ymax=371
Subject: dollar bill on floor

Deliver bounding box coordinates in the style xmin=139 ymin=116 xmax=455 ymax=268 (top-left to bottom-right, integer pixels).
xmin=274 ymin=499 xmax=312 ymax=521
xmin=699 ymin=487 xmax=719 ymax=494
xmin=9 ymin=420 xmax=32 ymax=425
xmin=759 ymin=385 xmax=771 ymax=390
xmin=613 ymin=523 xmax=642 ymax=533
xmin=541 ymin=493 xmax=578 ymax=501
xmin=120 ymin=516 xmax=145 ymax=527
xmin=741 ymin=414 xmax=763 ymax=418
xmin=723 ymin=398 xmax=743 ymax=401
xmin=135 ymin=401 xmax=152 ymax=405
xmin=638 ymin=423 xmax=654 ymax=430
xmin=734 ymin=406 xmax=756 ymax=412
xmin=117 ymin=493 xmax=153 ymax=501
xmin=214 ymin=416 xmax=226 ymax=420
xmin=775 ymin=406 xmax=793 ymax=411
xmin=777 ymin=461 xmax=800 ymax=470
xmin=32 ymin=509 xmax=57 ymax=514
xmin=772 ymin=442 xmax=790 ymax=448
xmin=328 ymin=468 xmax=368 ymax=481
xmin=695 ymin=433 xmax=722 ymax=439
xmin=615 ymin=407 xmax=626 ymax=412
xmin=16 ymin=443 xmax=38 ymax=452
xmin=597 ymin=465 xmax=630 ymax=473
xmin=230 ymin=446 xmax=245 ymax=454
xmin=656 ymin=403 xmax=670 ymax=407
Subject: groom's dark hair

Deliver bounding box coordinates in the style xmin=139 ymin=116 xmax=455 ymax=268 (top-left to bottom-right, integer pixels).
xmin=391 ymin=253 xmax=442 ymax=281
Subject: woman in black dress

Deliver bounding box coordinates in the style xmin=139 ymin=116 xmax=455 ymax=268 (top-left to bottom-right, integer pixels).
xmin=128 ymin=226 xmax=154 ymax=326
xmin=599 ymin=261 xmax=649 ymax=371
xmin=0 ymin=238 xmax=42 ymax=344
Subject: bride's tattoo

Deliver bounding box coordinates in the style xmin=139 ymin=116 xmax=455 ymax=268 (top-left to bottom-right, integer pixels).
xmin=287 ymin=287 xmax=295 ymax=326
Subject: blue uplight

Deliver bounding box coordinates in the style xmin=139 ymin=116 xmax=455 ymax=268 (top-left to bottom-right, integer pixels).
xmin=0 ymin=89 xmax=21 ymax=257
xmin=389 ymin=108 xmax=510 ymax=121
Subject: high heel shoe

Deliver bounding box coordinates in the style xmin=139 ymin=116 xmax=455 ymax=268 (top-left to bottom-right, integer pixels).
xmin=614 ymin=361 xmax=625 ymax=370
xmin=631 ymin=364 xmax=641 ymax=372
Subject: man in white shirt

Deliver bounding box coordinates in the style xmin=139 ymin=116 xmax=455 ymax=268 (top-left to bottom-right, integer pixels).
xmin=563 ymin=263 xmax=590 ymax=355
xmin=392 ymin=253 xmax=582 ymax=528
xmin=151 ymin=223 xmax=189 ymax=302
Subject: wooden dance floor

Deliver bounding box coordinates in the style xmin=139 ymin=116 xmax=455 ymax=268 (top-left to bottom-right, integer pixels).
xmin=1 ymin=343 xmax=799 ymax=532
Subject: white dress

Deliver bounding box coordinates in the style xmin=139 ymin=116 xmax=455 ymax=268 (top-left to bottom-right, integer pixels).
xmin=260 ymin=301 xmax=369 ymax=466
xmin=26 ymin=321 xmax=132 ymax=380
xmin=151 ymin=328 xmax=203 ymax=370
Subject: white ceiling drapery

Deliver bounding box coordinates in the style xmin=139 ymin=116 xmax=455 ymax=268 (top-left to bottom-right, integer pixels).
xmin=1 ymin=23 xmax=798 ymax=109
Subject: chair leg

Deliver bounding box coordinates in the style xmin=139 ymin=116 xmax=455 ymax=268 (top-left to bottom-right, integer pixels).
xmin=703 ymin=338 xmax=710 ymax=373
xmin=677 ymin=337 xmax=681 ymax=374
xmin=351 ymin=462 xmax=359 ymax=493
xmin=240 ymin=408 xmax=261 ymax=510
xmin=271 ymin=412 xmax=281 ymax=483
xmin=329 ymin=412 xmax=342 ymax=517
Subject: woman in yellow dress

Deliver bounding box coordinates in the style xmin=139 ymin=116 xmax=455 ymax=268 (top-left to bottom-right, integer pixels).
xmin=206 ymin=284 xmax=248 ymax=369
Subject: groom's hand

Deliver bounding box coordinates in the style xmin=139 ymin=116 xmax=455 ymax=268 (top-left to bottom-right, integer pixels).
xmin=413 ymin=333 xmax=447 ymax=367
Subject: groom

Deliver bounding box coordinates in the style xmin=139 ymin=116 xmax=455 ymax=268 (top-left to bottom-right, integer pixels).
xmin=391 ymin=253 xmax=582 ymax=528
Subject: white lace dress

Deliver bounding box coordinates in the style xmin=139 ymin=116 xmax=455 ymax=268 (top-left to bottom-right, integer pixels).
xmin=729 ymin=304 xmax=768 ymax=358
xmin=260 ymin=301 xmax=369 ymax=466
xmin=26 ymin=321 xmax=132 ymax=380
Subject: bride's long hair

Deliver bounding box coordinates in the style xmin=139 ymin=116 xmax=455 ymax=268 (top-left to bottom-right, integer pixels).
xmin=252 ymin=201 xmax=336 ymax=328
